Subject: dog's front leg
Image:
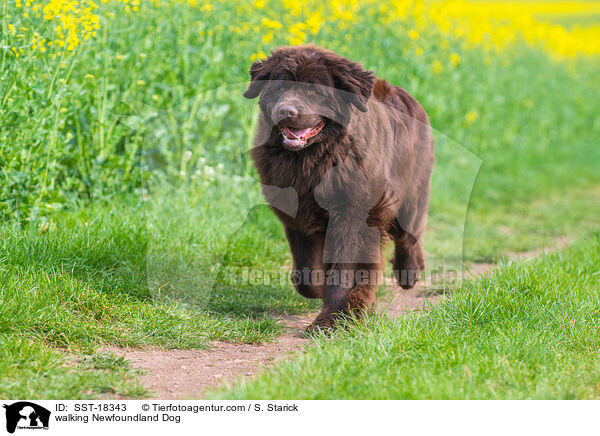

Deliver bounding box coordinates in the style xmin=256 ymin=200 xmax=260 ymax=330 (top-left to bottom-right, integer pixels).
xmin=308 ymin=210 xmax=383 ymax=330
xmin=310 ymin=263 xmax=355 ymax=329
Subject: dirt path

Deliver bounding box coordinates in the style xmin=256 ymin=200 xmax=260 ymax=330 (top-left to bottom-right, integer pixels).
xmin=104 ymin=314 xmax=312 ymax=400
xmin=106 ymin=277 xmax=465 ymax=399
xmin=107 ymin=240 xmax=568 ymax=399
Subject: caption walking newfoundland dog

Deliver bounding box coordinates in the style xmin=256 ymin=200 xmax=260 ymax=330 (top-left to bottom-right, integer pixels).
xmin=243 ymin=44 xmax=434 ymax=331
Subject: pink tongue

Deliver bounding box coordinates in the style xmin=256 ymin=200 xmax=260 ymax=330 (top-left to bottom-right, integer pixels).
xmin=288 ymin=127 xmax=311 ymax=139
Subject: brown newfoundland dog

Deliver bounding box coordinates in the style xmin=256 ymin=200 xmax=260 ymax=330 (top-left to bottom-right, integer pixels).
xmin=243 ymin=45 xmax=434 ymax=331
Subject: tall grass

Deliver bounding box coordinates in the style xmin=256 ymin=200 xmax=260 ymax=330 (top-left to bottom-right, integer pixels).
xmin=1 ymin=0 xmax=599 ymax=227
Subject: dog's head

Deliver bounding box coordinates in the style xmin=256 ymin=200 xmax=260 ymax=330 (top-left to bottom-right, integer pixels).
xmin=243 ymin=45 xmax=375 ymax=151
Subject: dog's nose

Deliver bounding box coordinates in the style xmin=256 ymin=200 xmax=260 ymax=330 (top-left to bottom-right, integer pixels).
xmin=278 ymin=105 xmax=298 ymax=118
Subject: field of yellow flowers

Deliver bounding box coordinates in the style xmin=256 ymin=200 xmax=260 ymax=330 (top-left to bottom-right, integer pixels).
xmin=1 ymin=0 xmax=599 ymax=222
xmin=4 ymin=0 xmax=600 ymax=58
xmin=1 ymin=0 xmax=600 ymax=399
xmin=1 ymin=0 xmax=598 ymax=254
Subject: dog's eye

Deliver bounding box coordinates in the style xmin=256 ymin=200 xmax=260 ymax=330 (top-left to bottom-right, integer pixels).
xmin=279 ymin=87 xmax=286 ymax=92
xmin=308 ymin=88 xmax=317 ymax=95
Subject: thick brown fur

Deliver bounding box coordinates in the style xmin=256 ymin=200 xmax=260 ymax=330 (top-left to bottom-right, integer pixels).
xmin=244 ymin=45 xmax=434 ymax=330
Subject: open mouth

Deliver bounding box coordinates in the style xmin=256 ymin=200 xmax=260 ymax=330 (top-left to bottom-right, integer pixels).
xmin=280 ymin=121 xmax=325 ymax=149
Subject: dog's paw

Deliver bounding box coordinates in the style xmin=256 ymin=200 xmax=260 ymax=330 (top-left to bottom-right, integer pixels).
xmin=304 ymin=315 xmax=336 ymax=336
xmin=393 ymin=268 xmax=422 ymax=289
xmin=303 ymin=323 xmax=333 ymax=337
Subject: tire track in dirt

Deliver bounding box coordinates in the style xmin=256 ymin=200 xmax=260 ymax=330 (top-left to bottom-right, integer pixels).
xmin=106 ymin=239 xmax=569 ymax=399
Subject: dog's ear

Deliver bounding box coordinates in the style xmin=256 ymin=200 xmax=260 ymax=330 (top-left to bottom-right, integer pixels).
xmin=329 ymin=57 xmax=375 ymax=112
xmin=243 ymin=57 xmax=273 ymax=99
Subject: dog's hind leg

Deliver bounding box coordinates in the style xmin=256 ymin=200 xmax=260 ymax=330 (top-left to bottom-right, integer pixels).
xmin=389 ymin=229 xmax=425 ymax=289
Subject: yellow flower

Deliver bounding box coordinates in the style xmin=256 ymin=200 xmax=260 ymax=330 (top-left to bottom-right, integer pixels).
xmin=465 ymin=111 xmax=479 ymax=125
xmin=450 ymin=53 xmax=461 ymax=68
xmin=85 ymin=74 xmax=95 ymax=80
xmin=282 ymin=0 xmax=301 ymax=16
xmin=288 ymin=22 xmax=307 ymax=46
xmin=409 ymin=30 xmax=419 ymax=40
xmin=431 ymin=60 xmax=443 ymax=74
xmin=253 ymin=0 xmax=265 ymax=9
xmin=262 ymin=32 xmax=273 ymax=44
xmin=136 ymin=80 xmax=146 ymax=86
xmin=39 ymin=0 xmax=99 ymax=53
xmin=306 ymin=11 xmax=323 ymax=35
xmin=415 ymin=47 xmax=424 ymax=57
xmin=262 ymin=18 xmax=282 ymax=30
xmin=250 ymin=51 xmax=266 ymax=62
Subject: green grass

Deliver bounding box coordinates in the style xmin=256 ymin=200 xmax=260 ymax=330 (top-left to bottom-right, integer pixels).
xmin=0 ymin=337 xmax=146 ymax=399
xmin=213 ymin=232 xmax=600 ymax=400
xmin=0 ymin=204 xmax=307 ymax=399
xmin=143 ymin=181 xmax=320 ymax=315
xmin=0 ymin=206 xmax=287 ymax=349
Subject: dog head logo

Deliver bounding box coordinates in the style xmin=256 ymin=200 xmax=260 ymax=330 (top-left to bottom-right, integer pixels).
xmin=3 ymin=402 xmax=50 ymax=434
